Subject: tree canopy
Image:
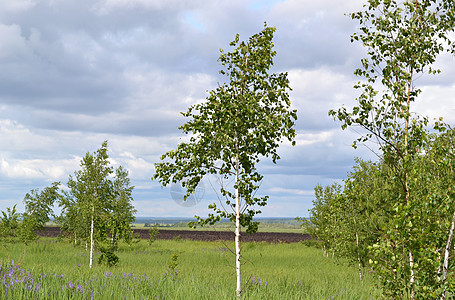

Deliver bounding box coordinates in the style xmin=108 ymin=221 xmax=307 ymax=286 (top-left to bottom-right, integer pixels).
xmin=153 ymin=23 xmax=297 ymax=298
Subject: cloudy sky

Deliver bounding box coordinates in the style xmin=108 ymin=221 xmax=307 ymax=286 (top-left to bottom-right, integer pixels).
xmin=1 ymin=0 xmax=454 ymax=218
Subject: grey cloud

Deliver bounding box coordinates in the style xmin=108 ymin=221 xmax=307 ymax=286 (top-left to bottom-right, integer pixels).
xmin=26 ymin=109 xmax=182 ymax=137
xmin=0 ymin=0 xmax=220 ymax=117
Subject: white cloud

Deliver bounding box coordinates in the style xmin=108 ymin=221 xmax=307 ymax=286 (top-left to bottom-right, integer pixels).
xmin=415 ymin=84 xmax=455 ymax=124
xmin=268 ymin=187 xmax=314 ymax=196
xmin=295 ymin=130 xmax=335 ymax=146
xmin=0 ymin=157 xmax=80 ymax=180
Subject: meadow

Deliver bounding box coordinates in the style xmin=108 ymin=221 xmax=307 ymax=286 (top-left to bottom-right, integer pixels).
xmin=0 ymin=237 xmax=381 ymax=299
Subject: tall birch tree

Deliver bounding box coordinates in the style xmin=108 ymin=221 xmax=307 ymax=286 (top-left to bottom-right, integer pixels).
xmin=153 ymin=24 xmax=297 ymax=298
xmin=329 ymin=0 xmax=455 ymax=298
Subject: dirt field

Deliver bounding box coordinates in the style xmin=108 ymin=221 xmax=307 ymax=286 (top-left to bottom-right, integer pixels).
xmin=37 ymin=227 xmax=311 ymax=243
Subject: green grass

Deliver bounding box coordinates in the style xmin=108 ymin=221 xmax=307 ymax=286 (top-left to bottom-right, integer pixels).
xmin=0 ymin=238 xmax=381 ymax=299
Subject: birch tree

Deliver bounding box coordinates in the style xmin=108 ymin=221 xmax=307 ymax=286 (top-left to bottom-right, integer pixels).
xmin=329 ymin=0 xmax=455 ymax=298
xmin=108 ymin=166 xmax=136 ymax=249
xmin=19 ymin=182 xmax=62 ymax=243
xmin=153 ymin=24 xmax=297 ymax=298
xmin=63 ymin=142 xmax=136 ymax=268
xmin=67 ymin=141 xmax=113 ymax=268
xmin=0 ymin=205 xmax=19 ymax=238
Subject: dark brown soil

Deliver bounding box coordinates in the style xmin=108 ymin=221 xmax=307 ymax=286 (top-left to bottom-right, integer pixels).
xmin=37 ymin=227 xmax=311 ymax=243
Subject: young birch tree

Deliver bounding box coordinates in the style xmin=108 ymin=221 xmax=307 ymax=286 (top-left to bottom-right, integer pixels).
xmin=58 ymin=142 xmax=136 ymax=267
xmin=20 ymin=182 xmax=62 ymax=244
xmin=153 ymin=24 xmax=297 ymax=298
xmin=66 ymin=141 xmax=114 ymax=268
xmin=108 ymin=166 xmax=136 ymax=249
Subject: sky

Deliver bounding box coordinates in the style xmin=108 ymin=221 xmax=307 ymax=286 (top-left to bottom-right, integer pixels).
xmin=1 ymin=0 xmax=454 ymax=218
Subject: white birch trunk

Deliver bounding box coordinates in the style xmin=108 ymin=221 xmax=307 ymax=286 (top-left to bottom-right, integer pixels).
xmin=354 ymin=217 xmax=362 ymax=281
xmin=89 ymin=207 xmax=94 ymax=269
xmin=235 ymin=153 xmax=241 ymax=299
xmin=357 ymin=256 xmax=363 ymax=282
xmin=440 ymin=210 xmax=455 ymax=300
xmin=409 ymin=250 xmax=415 ymax=300
xmin=405 ymin=77 xmax=415 ymax=300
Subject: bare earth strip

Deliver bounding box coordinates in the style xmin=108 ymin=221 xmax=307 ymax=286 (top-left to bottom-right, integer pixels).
xmin=37 ymin=227 xmax=311 ymax=243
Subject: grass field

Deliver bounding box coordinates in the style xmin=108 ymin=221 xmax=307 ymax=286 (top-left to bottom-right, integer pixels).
xmin=0 ymin=237 xmax=381 ymax=299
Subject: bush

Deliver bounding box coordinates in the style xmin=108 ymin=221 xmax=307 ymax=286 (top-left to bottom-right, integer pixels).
xmin=300 ymin=238 xmax=321 ymax=248
xmin=148 ymin=225 xmax=159 ymax=246
xmin=98 ymin=247 xmax=119 ymax=267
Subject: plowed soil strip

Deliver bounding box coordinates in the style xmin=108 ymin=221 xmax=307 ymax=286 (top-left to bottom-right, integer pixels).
xmin=37 ymin=227 xmax=310 ymax=243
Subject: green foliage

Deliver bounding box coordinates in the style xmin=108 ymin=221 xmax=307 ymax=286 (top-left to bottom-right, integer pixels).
xmin=367 ymin=128 xmax=455 ymax=298
xmin=153 ymin=23 xmax=297 ymax=233
xmin=153 ymin=25 xmax=297 ymax=297
xmin=23 ymin=182 xmax=61 ymax=231
xmin=304 ymin=183 xmax=343 ymax=256
xmin=57 ymin=141 xmax=136 ymax=266
xmin=0 ymin=204 xmax=19 ymax=238
xmin=168 ymin=252 xmax=180 ymax=270
xmin=306 ymin=137 xmax=455 ymax=297
xmin=14 ymin=182 xmax=63 ymax=245
xmin=299 ymin=239 xmax=321 ymax=249
xmin=61 ymin=141 xmax=114 ymax=249
xmin=98 ymin=246 xmax=120 ymax=267
xmin=108 ymin=166 xmax=137 ymax=248
xmin=330 ymin=0 xmax=455 ymax=154
xmin=326 ymin=0 xmax=455 ymax=298
xmin=148 ymin=225 xmax=159 ymax=246
xmin=17 ymin=213 xmax=39 ymax=244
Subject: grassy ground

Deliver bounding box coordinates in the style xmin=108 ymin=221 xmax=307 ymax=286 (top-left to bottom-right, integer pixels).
xmin=0 ymin=237 xmax=381 ymax=299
